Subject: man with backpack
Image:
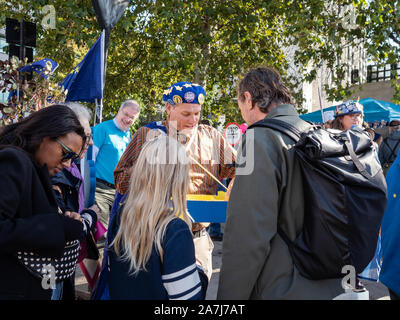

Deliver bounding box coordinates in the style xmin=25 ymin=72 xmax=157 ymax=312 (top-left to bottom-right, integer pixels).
xmin=217 ymin=67 xmax=386 ymax=299
xmin=378 ymin=120 xmax=400 ymax=176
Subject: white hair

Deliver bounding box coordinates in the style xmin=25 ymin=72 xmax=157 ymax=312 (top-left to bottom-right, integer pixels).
xmin=64 ymin=102 xmax=92 ymax=122
xmin=120 ymin=100 xmax=140 ymax=113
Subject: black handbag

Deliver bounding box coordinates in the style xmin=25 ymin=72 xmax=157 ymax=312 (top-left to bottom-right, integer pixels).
xmin=16 ymin=240 xmax=80 ymax=281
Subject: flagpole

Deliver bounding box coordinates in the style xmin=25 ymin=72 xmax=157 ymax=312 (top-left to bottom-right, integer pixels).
xmin=94 ymin=29 xmax=106 ymax=125
xmin=94 ymin=98 xmax=103 ymax=124
xmin=91 ymin=0 xmax=129 ymax=126
xmin=318 ymin=86 xmax=325 ymax=123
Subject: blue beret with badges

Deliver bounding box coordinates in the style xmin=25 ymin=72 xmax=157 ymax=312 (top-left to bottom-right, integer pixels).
xmin=162 ymin=81 xmax=206 ymax=106
xmin=334 ymin=100 xmax=363 ymax=118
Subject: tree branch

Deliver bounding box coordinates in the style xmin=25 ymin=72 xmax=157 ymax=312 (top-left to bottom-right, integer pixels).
xmin=389 ymin=33 xmax=400 ymax=47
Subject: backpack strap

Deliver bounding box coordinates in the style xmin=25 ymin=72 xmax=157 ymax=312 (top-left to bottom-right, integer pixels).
xmin=248 ymin=118 xmax=302 ymax=142
xmin=382 ymin=138 xmax=400 ymax=165
xmin=247 ymin=118 xmax=303 ymax=247
xmin=342 ymin=137 xmax=372 ymax=180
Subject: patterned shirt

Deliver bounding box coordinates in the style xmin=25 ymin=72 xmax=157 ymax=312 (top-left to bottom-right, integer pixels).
xmin=114 ymin=120 xmax=236 ymax=195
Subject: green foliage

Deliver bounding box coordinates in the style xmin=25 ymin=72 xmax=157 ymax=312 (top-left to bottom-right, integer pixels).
xmin=352 ymin=0 xmax=400 ymax=103
xmin=1 ymin=0 xmax=399 ymax=126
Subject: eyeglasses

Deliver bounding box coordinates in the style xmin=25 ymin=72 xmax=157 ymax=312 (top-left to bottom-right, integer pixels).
xmin=348 ymin=113 xmax=362 ymax=119
xmin=84 ymin=132 xmax=93 ymax=145
xmin=55 ymin=139 xmax=80 ymax=162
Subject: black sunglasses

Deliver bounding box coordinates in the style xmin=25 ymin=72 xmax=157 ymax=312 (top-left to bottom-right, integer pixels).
xmin=55 ymin=139 xmax=80 ymax=162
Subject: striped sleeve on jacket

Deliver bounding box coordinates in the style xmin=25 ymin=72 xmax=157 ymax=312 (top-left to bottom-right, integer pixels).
xmin=161 ymin=219 xmax=208 ymax=300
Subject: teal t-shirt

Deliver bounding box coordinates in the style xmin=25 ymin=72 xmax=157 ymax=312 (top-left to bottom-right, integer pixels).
xmin=92 ymin=119 xmax=131 ymax=185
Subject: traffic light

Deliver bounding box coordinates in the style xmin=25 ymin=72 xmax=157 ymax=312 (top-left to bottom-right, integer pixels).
xmin=5 ymin=18 xmax=36 ymax=83
xmin=5 ymin=18 xmax=36 ymax=61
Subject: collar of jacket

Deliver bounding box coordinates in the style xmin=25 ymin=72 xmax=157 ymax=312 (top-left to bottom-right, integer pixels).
xmin=266 ymin=104 xmax=299 ymax=119
xmin=52 ymin=168 xmax=81 ymax=190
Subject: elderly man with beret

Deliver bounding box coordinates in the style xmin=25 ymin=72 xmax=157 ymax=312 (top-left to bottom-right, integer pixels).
xmin=113 ymin=82 xmax=236 ymax=279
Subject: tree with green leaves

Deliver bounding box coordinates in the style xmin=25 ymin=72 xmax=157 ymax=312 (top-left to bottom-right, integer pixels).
xmin=1 ymin=0 xmax=398 ymax=126
xmin=353 ymin=0 xmax=400 ymax=103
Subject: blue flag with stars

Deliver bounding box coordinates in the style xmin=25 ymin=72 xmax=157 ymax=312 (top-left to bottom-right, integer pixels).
xmin=60 ymin=32 xmax=105 ymax=103
xmin=19 ymin=58 xmax=58 ymax=79
xmin=379 ymin=154 xmax=400 ymax=295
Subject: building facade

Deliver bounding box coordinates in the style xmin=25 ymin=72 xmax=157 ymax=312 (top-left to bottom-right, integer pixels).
xmin=0 ymin=28 xmax=8 ymax=104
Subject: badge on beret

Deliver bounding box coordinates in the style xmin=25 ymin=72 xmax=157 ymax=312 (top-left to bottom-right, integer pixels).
xmin=164 ymin=88 xmax=173 ymax=95
xmin=198 ymin=93 xmax=205 ymax=105
xmin=163 ymin=81 xmax=206 ymax=106
xmin=173 ymin=95 xmax=183 ymax=105
xmin=184 ymin=91 xmax=195 ymax=103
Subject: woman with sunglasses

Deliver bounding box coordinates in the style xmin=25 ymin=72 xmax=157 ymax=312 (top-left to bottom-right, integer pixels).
xmin=0 ymin=104 xmax=87 ymax=300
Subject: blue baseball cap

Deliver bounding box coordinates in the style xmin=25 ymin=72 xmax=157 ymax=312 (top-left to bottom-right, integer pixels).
xmin=334 ymin=100 xmax=363 ymax=118
xmin=162 ymin=82 xmax=206 ymax=106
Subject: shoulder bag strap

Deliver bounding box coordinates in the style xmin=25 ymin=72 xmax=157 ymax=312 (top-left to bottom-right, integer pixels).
xmin=384 ymin=138 xmax=400 ymax=164
xmin=248 ymin=118 xmax=302 ymax=142
xmin=247 ymin=118 xmax=303 ymax=246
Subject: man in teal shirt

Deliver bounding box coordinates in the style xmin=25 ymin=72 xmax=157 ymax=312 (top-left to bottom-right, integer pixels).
xmin=93 ymin=100 xmax=140 ymax=229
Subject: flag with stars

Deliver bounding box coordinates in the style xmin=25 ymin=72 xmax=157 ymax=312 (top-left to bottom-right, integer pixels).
xmin=19 ymin=58 xmax=58 ymax=79
xmin=60 ymin=32 xmax=105 ymax=103
xmin=380 ymin=154 xmax=400 ymax=292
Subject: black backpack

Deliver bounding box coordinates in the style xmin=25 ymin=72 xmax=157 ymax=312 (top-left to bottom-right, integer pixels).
xmin=248 ymin=118 xmax=387 ymax=280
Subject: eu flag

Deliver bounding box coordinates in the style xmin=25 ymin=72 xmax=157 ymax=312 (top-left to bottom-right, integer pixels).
xmin=19 ymin=58 xmax=58 ymax=79
xmin=60 ymin=32 xmax=105 ymax=103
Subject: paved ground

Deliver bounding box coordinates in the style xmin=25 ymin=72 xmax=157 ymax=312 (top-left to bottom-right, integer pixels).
xmin=75 ymin=234 xmax=390 ymax=300
xmin=206 ymin=240 xmax=222 ymax=300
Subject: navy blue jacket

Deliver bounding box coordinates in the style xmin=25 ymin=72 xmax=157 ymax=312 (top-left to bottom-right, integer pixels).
xmin=108 ymin=207 xmax=208 ymax=300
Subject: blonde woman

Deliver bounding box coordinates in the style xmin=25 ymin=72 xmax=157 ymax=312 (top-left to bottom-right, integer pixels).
xmin=107 ymin=135 xmax=208 ymax=299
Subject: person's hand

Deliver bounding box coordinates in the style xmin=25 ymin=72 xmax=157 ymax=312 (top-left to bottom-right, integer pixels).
xmin=88 ymin=204 xmax=100 ymax=215
xmin=192 ymin=222 xmax=210 ymax=232
xmin=52 ymin=185 xmax=62 ymax=195
xmin=225 ymin=177 xmax=235 ymax=201
xmin=65 ymin=211 xmax=82 ymax=222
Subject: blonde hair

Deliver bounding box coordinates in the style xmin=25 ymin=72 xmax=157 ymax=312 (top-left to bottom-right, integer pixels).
xmin=111 ymin=135 xmax=191 ymax=275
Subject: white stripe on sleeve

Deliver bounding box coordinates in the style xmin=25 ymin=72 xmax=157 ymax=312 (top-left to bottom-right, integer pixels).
xmin=162 ymin=267 xmax=201 ymax=298
xmin=162 ymin=263 xmax=196 ymax=281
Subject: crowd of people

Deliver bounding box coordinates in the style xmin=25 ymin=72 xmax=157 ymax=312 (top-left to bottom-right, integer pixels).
xmin=0 ymin=66 xmax=398 ymax=300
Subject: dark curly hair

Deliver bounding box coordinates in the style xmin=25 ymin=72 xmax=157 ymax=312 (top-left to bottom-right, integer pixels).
xmin=0 ymin=104 xmax=86 ymax=155
xmin=237 ymin=66 xmax=294 ymax=113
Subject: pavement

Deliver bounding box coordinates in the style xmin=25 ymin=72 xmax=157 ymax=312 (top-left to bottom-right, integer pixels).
xmin=75 ymin=232 xmax=390 ymax=300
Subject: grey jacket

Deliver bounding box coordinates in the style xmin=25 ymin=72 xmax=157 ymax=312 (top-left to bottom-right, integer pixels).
xmin=217 ymin=104 xmax=343 ymax=300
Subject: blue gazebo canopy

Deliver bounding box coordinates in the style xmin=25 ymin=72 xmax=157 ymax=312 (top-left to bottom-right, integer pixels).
xmin=300 ymin=98 xmax=400 ymax=124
